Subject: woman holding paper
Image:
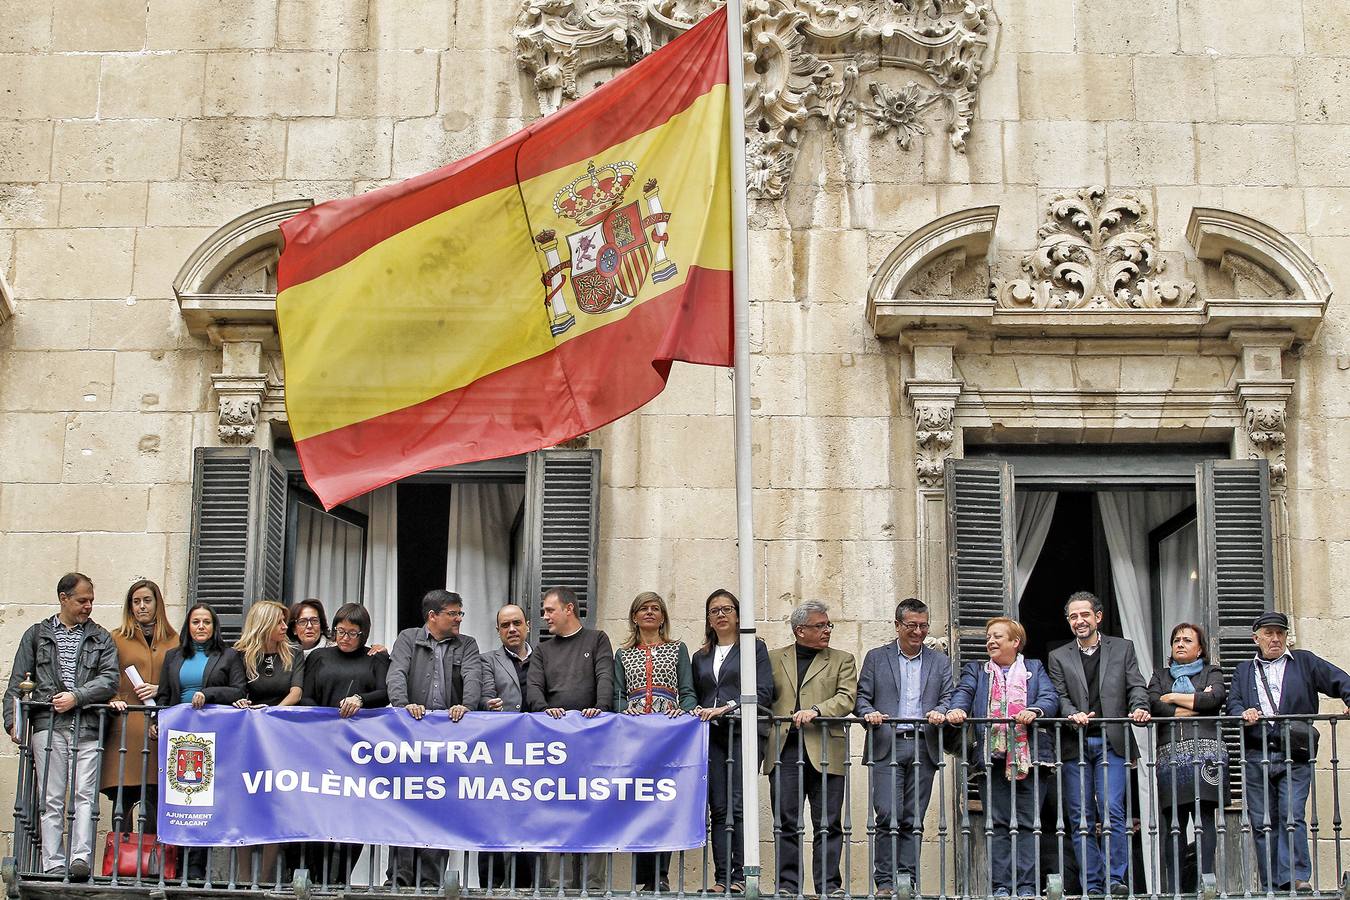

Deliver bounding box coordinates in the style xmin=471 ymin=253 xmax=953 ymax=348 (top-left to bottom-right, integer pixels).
xmin=102 ymin=579 xmax=178 ymax=836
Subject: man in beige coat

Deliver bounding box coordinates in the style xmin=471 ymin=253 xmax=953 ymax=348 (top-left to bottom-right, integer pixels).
xmin=765 ymin=600 xmax=859 ymax=897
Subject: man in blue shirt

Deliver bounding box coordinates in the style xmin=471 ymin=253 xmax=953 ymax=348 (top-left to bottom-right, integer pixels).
xmin=855 ymin=598 xmax=953 ymax=896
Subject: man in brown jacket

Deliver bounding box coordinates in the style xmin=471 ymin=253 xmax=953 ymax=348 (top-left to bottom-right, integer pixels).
xmin=765 ymin=600 xmax=858 ymax=897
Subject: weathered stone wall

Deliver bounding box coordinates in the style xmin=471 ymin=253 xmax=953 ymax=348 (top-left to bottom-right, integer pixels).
xmin=1 ymin=0 xmax=1350 ymax=867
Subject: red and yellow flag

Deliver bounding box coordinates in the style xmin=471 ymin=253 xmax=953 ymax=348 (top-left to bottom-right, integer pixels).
xmin=277 ymin=10 xmax=732 ymax=507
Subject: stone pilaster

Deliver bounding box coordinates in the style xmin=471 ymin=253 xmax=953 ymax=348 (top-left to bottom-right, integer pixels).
xmin=1230 ymin=329 xmax=1295 ymax=489
xmin=207 ymin=324 xmax=277 ymax=447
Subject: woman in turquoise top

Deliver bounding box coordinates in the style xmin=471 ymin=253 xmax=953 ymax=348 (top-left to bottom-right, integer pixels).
xmin=613 ymin=591 xmax=696 ymax=892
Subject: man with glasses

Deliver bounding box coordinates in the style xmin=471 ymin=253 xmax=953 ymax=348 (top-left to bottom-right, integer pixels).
xmin=385 ymin=589 xmax=484 ymax=888
xmin=765 ymin=600 xmax=858 ymax=898
xmin=855 ymin=598 xmax=953 ymax=897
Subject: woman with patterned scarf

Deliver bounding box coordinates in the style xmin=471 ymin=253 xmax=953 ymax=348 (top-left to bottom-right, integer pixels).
xmin=947 ymin=618 xmax=1060 ymax=898
xmin=614 ymin=591 xmax=697 ymax=891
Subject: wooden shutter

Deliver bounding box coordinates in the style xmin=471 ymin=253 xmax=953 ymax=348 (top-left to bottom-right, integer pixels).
xmin=525 ymin=448 xmax=602 ymax=643
xmin=188 ymin=447 xmax=289 ymax=641
xmin=1197 ymin=458 xmax=1273 ymax=674
xmin=945 ymin=458 xmax=1015 ymax=670
xmin=1197 ymin=458 xmax=1273 ymax=799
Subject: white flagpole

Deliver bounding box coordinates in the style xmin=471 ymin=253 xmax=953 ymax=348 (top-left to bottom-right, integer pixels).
xmin=722 ymin=0 xmax=763 ymax=897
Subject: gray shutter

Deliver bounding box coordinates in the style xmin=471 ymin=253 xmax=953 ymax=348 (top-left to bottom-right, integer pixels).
xmin=188 ymin=447 xmax=289 ymax=641
xmin=945 ymin=458 xmax=1015 ymax=671
xmin=1196 ymin=458 xmax=1273 ymax=800
xmin=525 ymin=448 xmax=601 ymax=643
xmin=1196 ymin=458 xmax=1273 ymax=674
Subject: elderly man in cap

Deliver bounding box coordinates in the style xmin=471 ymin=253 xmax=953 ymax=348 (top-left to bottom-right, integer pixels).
xmin=1228 ymin=611 xmax=1350 ymax=892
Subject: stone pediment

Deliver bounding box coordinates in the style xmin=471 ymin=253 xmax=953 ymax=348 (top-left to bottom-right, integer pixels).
xmin=868 ymin=189 xmax=1331 ymax=343
xmin=514 ymin=0 xmax=997 ymax=199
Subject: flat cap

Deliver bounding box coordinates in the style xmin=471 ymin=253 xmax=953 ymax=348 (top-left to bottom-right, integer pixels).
xmin=1252 ymin=611 xmax=1290 ymax=631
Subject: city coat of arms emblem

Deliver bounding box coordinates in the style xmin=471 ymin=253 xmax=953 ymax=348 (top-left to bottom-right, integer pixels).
xmin=536 ymin=160 xmax=677 ymax=336
xmin=166 ymin=732 xmax=215 ymax=805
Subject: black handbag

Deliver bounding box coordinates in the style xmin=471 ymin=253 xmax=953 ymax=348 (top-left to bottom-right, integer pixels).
xmin=1256 ymin=661 xmax=1316 ymax=762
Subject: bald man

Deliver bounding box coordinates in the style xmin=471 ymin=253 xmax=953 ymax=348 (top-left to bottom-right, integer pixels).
xmin=482 ymin=604 xmax=532 ymax=713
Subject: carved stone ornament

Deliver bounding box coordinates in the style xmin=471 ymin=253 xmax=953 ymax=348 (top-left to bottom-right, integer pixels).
xmin=514 ymin=0 xmax=996 ymax=199
xmin=993 ymin=186 xmax=1197 ymax=310
xmin=1245 ymin=403 xmax=1287 ymax=486
xmin=913 ymin=401 xmax=954 ymax=488
xmin=211 ymin=372 xmax=270 ymax=445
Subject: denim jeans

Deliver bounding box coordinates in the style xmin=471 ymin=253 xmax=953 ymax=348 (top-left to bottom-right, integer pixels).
xmin=1245 ymin=753 xmax=1313 ymax=889
xmin=1062 ymin=735 xmax=1129 ymax=892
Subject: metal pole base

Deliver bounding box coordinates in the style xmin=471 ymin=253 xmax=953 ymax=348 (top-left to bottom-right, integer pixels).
xmin=744 ymin=866 xmax=761 ymax=900
xmin=896 ymin=873 xmax=913 ymax=900
xmin=444 ymin=867 xmax=461 ymax=899
xmin=292 ymin=866 xmax=311 ymax=899
xmin=1 ymin=857 xmax=17 ymax=899
xmin=1046 ymin=873 xmax=1065 ymax=900
xmin=1201 ymin=872 xmax=1219 ymax=900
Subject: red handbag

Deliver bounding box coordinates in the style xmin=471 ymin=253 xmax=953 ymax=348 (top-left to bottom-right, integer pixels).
xmin=101 ymin=831 xmax=180 ymax=879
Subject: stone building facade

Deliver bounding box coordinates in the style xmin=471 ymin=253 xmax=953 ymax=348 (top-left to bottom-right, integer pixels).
xmin=2 ymin=0 xmax=1349 ymax=873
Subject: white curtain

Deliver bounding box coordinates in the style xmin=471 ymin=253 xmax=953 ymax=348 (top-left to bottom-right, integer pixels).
xmin=1095 ymin=490 xmax=1196 ymax=892
xmin=361 ymin=485 xmax=399 ymax=649
xmin=290 ymin=504 xmax=365 ymax=607
xmin=1013 ymin=491 xmax=1059 ymax=603
xmin=1157 ymin=519 xmax=1201 ymax=639
xmin=445 ymin=483 xmax=527 ymax=648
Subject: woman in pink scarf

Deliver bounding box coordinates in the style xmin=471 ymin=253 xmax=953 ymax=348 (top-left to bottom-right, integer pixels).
xmin=947 ymin=618 xmax=1060 ymax=898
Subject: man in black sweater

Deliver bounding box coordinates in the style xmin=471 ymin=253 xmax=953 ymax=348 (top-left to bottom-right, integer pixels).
xmin=526 ymin=586 xmax=613 ymax=891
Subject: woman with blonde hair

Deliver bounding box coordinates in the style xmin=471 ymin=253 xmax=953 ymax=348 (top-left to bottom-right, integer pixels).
xmin=613 ymin=591 xmax=696 ymax=891
xmin=232 ymin=600 xmax=304 ymax=884
xmin=103 ymin=579 xmax=178 ymax=838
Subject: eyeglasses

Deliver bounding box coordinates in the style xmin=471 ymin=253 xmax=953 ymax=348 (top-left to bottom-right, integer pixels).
xmin=708 ymin=606 xmax=736 ymax=618
xmin=438 ymin=609 xmax=465 ymax=619
xmin=295 ymin=617 xmax=321 ymax=628
xmin=800 ymin=622 xmax=834 ymax=631
xmin=334 ymin=628 xmax=363 ymax=640
xmin=898 ymin=622 xmax=930 ymax=632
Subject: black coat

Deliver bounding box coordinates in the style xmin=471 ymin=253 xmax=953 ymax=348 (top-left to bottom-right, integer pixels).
xmin=692 ymin=638 xmax=775 ymax=747
xmin=1147 ymin=662 xmax=1225 ymax=744
xmin=156 ymin=647 xmax=247 ymax=707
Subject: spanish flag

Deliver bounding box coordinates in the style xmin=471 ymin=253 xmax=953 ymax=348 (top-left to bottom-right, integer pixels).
xmin=277 ymin=9 xmax=732 ymax=507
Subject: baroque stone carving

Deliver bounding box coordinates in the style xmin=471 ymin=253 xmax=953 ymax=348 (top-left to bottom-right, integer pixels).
xmin=212 ymin=373 xmax=270 ymax=445
xmin=514 ymin=0 xmax=996 ymax=199
xmin=913 ymin=401 xmax=955 ymax=488
xmin=993 ymin=186 xmax=1197 ymax=310
xmin=1245 ymin=403 xmax=1287 ymax=486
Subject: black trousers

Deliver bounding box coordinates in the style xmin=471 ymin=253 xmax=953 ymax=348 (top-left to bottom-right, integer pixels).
xmin=980 ymin=768 xmax=1048 ymax=897
xmin=387 ymin=847 xmax=448 ymax=888
xmin=102 ymin=784 xmax=158 ymax=834
xmin=709 ymin=724 xmax=748 ymax=887
xmin=1159 ymin=800 xmax=1218 ymax=894
xmin=479 ymin=851 xmax=539 ymax=889
xmin=633 ymin=852 xmax=672 ymax=890
xmin=771 ymin=736 xmax=845 ymax=895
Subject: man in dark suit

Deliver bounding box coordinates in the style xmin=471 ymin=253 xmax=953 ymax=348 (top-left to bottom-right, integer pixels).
xmin=855 ymin=598 xmax=953 ymax=896
xmin=478 ymin=603 xmax=536 ymax=888
xmin=1047 ymin=591 xmax=1150 ymax=897
xmin=1227 ymin=611 xmax=1350 ymax=892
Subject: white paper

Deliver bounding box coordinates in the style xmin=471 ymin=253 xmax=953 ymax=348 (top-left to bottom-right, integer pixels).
xmin=125 ymin=666 xmax=156 ymax=707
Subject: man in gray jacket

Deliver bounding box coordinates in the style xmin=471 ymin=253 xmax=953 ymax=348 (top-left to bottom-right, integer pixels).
xmin=4 ymin=573 xmax=120 ymax=881
xmin=1048 ymin=591 xmax=1151 ymax=897
xmin=855 ymin=598 xmax=953 ymax=896
xmin=385 ymin=589 xmax=483 ymax=888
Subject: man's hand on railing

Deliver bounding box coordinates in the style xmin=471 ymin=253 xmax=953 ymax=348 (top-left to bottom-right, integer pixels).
xmin=404 ymin=703 xmax=427 ymax=720
xmin=1129 ymin=708 xmax=1152 ymax=724
xmin=109 ymin=699 xmax=127 ymax=712
xmin=863 ymin=711 xmax=886 ymax=725
xmin=1068 ymin=711 xmax=1095 ymax=726
xmin=944 ymin=709 xmax=966 ymax=726
xmin=1013 ymin=709 xmax=1038 ymax=725
xmin=1242 ymin=706 xmax=1263 ymax=725
xmin=927 ymin=710 xmax=946 ymax=725
xmin=791 ymin=708 xmax=819 ymax=727
xmin=51 ymin=691 xmax=77 ymax=714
